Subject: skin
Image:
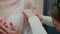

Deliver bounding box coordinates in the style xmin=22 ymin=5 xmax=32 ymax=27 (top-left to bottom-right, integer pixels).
xmin=0 ymin=0 xmax=36 ymax=34
xmin=23 ymin=9 xmax=60 ymax=32
xmin=52 ymin=18 xmax=60 ymax=32
xmin=0 ymin=23 xmax=21 ymax=34
xmin=0 ymin=0 xmax=21 ymax=34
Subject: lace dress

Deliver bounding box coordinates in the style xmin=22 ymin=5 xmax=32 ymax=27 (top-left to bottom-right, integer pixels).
xmin=1 ymin=0 xmax=35 ymax=34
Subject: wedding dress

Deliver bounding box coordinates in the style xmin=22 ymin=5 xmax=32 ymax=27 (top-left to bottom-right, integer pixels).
xmin=0 ymin=0 xmax=44 ymax=34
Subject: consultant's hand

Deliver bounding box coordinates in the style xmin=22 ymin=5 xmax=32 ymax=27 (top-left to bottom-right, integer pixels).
xmin=23 ymin=9 xmax=36 ymax=18
xmin=0 ymin=23 xmax=21 ymax=34
xmin=36 ymin=13 xmax=43 ymax=21
xmin=30 ymin=5 xmax=43 ymax=21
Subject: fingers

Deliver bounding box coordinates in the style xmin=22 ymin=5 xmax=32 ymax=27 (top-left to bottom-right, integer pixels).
xmin=10 ymin=22 xmax=18 ymax=31
xmin=24 ymin=9 xmax=36 ymax=17
xmin=0 ymin=18 xmax=2 ymax=23
xmin=23 ymin=9 xmax=29 ymax=17
xmin=0 ymin=18 xmax=3 ymax=25
xmin=11 ymin=25 xmax=18 ymax=31
xmin=30 ymin=5 xmax=36 ymax=10
xmin=0 ymin=24 xmax=10 ymax=33
xmin=0 ymin=22 xmax=20 ymax=34
xmin=23 ymin=11 xmax=27 ymax=17
xmin=10 ymin=23 xmax=18 ymax=31
xmin=23 ymin=12 xmax=28 ymax=20
xmin=0 ymin=29 xmax=7 ymax=34
xmin=11 ymin=25 xmax=20 ymax=34
xmin=0 ymin=23 xmax=17 ymax=34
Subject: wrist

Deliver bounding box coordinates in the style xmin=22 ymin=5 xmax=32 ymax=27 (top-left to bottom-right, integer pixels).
xmin=37 ymin=14 xmax=43 ymax=21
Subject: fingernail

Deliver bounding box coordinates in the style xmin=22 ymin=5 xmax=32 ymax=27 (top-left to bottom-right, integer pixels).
xmin=3 ymin=21 xmax=8 ymax=28
xmin=10 ymin=22 xmax=13 ymax=26
xmin=0 ymin=19 xmax=2 ymax=22
xmin=3 ymin=22 xmax=7 ymax=26
xmin=5 ymin=25 xmax=8 ymax=28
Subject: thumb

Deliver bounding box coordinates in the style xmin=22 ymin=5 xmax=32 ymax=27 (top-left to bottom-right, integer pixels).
xmin=10 ymin=22 xmax=18 ymax=31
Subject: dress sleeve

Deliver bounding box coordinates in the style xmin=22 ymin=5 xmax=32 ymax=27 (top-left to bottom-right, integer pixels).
xmin=42 ymin=16 xmax=54 ymax=27
xmin=28 ymin=16 xmax=48 ymax=34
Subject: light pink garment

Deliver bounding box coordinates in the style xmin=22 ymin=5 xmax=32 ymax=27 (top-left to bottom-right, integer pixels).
xmin=6 ymin=0 xmax=24 ymax=32
xmin=4 ymin=0 xmax=35 ymax=34
xmin=24 ymin=0 xmax=35 ymax=9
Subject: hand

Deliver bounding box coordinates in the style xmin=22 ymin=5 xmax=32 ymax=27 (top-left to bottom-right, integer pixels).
xmin=25 ymin=9 xmax=43 ymax=21
xmin=30 ymin=5 xmax=43 ymax=21
xmin=23 ymin=9 xmax=43 ymax=21
xmin=36 ymin=14 xmax=43 ymax=21
xmin=0 ymin=23 xmax=21 ymax=34
xmin=23 ymin=9 xmax=36 ymax=18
